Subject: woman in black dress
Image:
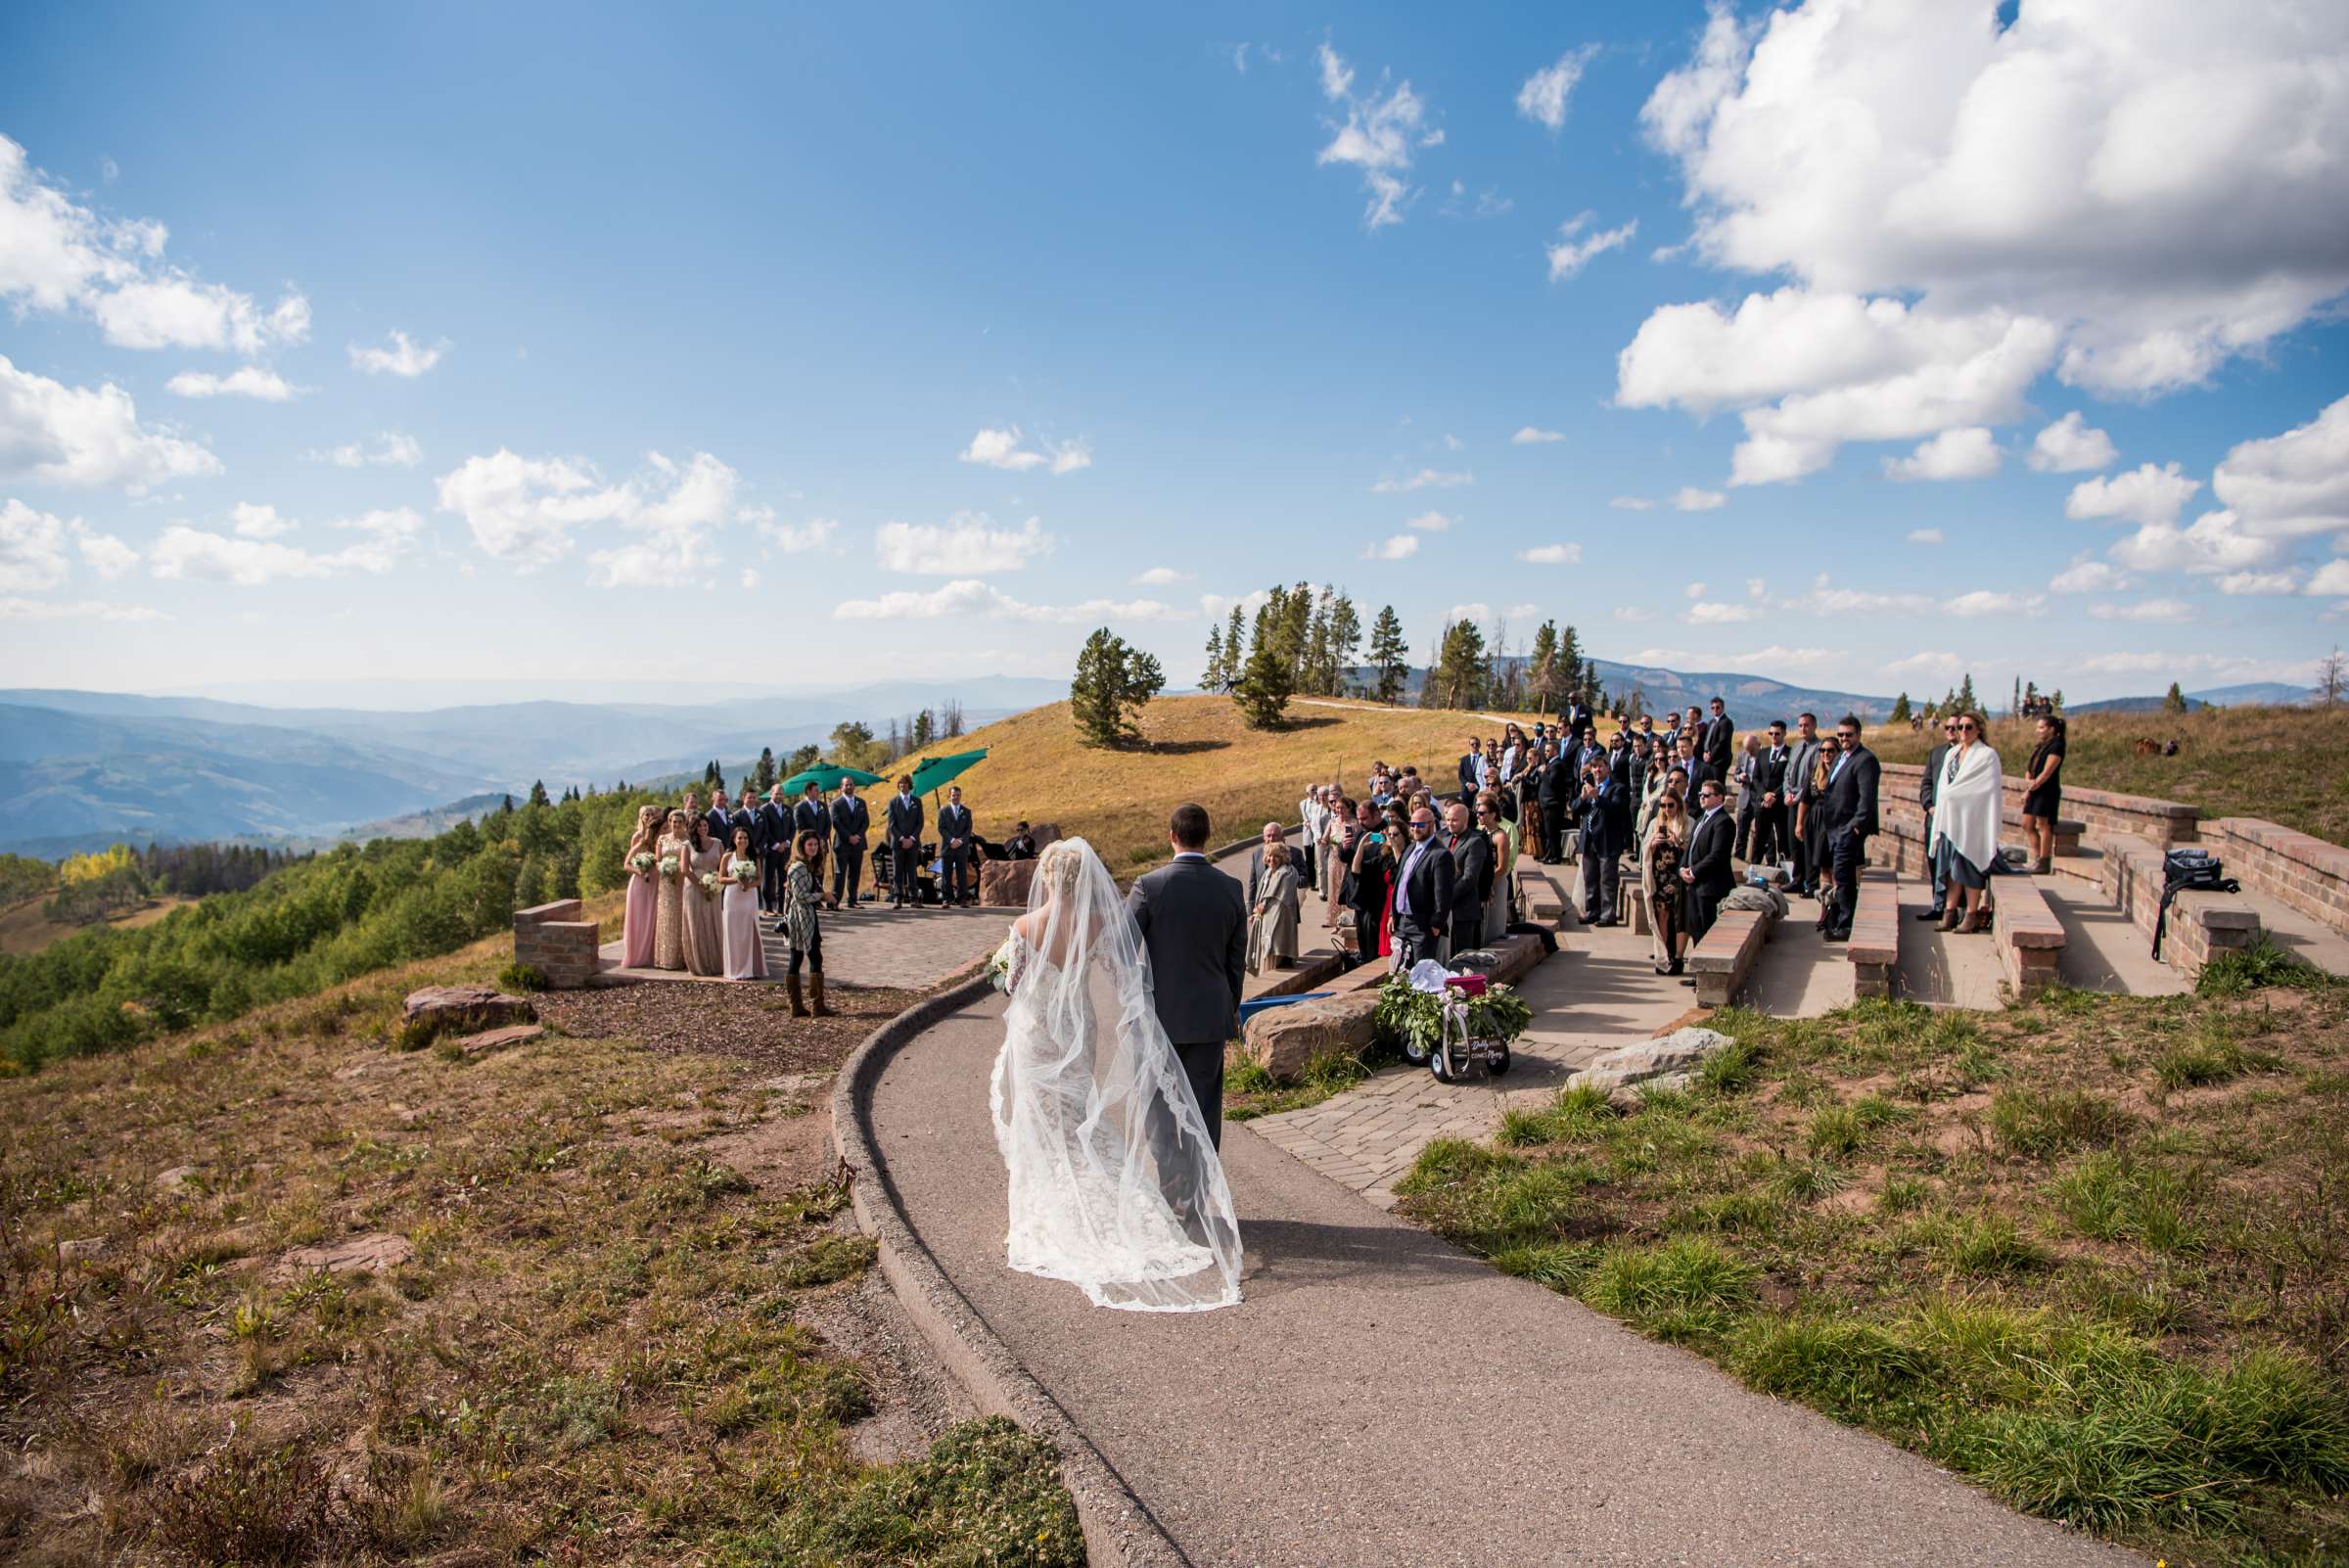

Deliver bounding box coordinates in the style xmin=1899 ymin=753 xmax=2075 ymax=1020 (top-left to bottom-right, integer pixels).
xmin=1346 ymin=802 xmax=1395 ymax=970
xmin=2021 ymin=714 xmax=2066 ymax=875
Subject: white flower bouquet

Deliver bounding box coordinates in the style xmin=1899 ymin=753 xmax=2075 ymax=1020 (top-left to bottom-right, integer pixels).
xmin=659 ymin=853 xmax=681 ymax=882
xmin=731 ymin=860 xmax=758 ymax=886
xmin=985 ymin=935 xmax=1017 ymax=995
xmin=630 ymin=851 xmax=657 ymax=879
xmin=699 ymin=871 xmax=720 ymax=898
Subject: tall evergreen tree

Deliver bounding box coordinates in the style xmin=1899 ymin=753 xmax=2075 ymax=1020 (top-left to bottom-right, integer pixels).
xmin=751 ymin=747 xmax=777 ymax=795
xmin=1954 ymin=672 xmax=1979 ymax=715
xmin=1526 ymin=622 xmax=1559 ymax=715
xmin=1368 ymin=605 xmax=1409 ymax=704
xmin=1223 ymin=605 xmax=1247 ymax=682
xmin=1889 ymin=691 xmax=1911 ymax=723
xmin=528 ymin=779 xmax=550 ymax=808
xmin=1425 ymin=619 xmax=1491 ymax=711
xmin=2162 ymin=681 xmax=2188 ymax=715
xmin=1069 ymin=626 xmax=1166 ymax=747
xmin=1233 ymin=601 xmax=1298 ymax=728
xmin=1325 ymin=592 xmax=1362 ymax=695
xmin=1202 ymin=623 xmax=1227 ymax=691
xmin=913 ymin=708 xmax=936 ymax=749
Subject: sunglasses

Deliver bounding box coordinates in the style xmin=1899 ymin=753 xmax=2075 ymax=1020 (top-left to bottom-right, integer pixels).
xmin=1958 ymin=722 xmax=1979 ymax=732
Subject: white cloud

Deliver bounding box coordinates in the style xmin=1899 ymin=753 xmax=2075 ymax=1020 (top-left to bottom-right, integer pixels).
xmin=1440 ymin=180 xmax=1514 ymax=220
xmin=1613 ymin=606 xmax=1655 ymax=622
xmin=1516 ymin=45 xmax=1598 ymax=130
xmin=0 ymin=498 xmax=70 ymax=591
xmin=1449 ymin=602 xmax=1493 ymax=625
xmin=760 ymin=516 xmax=837 ymax=554
xmin=1907 ymin=528 xmax=1944 ymax=545
xmin=957 ymin=425 xmax=1091 ymax=475
xmin=1672 ymin=485 xmax=1726 ymax=511
xmin=1371 ymin=468 xmax=1471 ymax=493
xmin=1629 ymin=644 xmax=1842 ymax=673
xmin=230 ymin=501 xmax=295 ymax=539
xmin=436 ymin=447 xmax=755 ymax=574
xmin=1946 ymin=589 xmax=2047 ymax=618
xmin=165 ymin=365 xmax=298 ymax=401
xmin=1511 ymin=426 xmax=1566 ymax=444
xmin=1134 ymin=566 xmax=1194 ymax=585
xmin=0 ymin=353 xmax=219 ymax=490
xmin=1314 ymin=41 xmax=1435 ymax=229
xmin=1364 ymin=532 xmax=1420 ymax=561
xmin=1636 ymin=0 xmax=2349 ymax=399
xmin=2211 ymin=394 xmax=2349 ymax=539
xmin=2308 ymin=559 xmax=2349 ymax=596
xmin=1884 ymin=427 xmax=2001 ymax=482
xmin=2028 ymin=412 xmax=2118 ymax=474
xmin=876 ymin=513 xmax=1053 ymax=575
xmin=1683 ymin=602 xmax=1760 ymax=624
xmin=1609 ymin=495 xmax=1657 ymax=511
xmin=1545 ymin=212 xmax=1636 ymax=282
xmin=2066 ymin=462 xmax=2201 ymax=528
xmin=0 ymin=595 xmax=165 ymax=623
xmin=1404 ymin=510 xmax=1453 ymax=531
xmin=1886 ymin=650 xmax=1966 ymax=679
xmin=148 ymin=507 xmax=420 ymax=585
xmin=2217 ymin=569 xmax=2303 ymax=595
xmin=2089 ymin=597 xmax=2196 ymax=623
xmin=349 ymin=330 xmax=448 ymax=378
xmin=1518 ymin=543 xmax=1582 ymax=566
xmin=1684 ymin=581 xmax=1707 ymax=599
xmin=2050 ymin=556 xmax=2129 ymax=594
xmin=1201 ymin=588 xmax=1273 ymax=623
xmin=307 ymin=432 xmax=421 ymax=469
xmin=93 ymin=279 xmax=307 ymax=356
xmin=73 ymin=525 xmax=137 ymax=578
xmin=740 ymin=568 xmax=760 ymax=590
xmin=834 ymin=578 xmax=1177 ymax=623
xmin=2107 ymin=508 xmax=2282 ymax=576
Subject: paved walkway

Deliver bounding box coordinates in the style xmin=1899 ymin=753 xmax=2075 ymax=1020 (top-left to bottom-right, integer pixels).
xmin=866 ymin=996 xmax=2137 ymax=1567
xmin=597 ymin=899 xmax=1013 ymax=991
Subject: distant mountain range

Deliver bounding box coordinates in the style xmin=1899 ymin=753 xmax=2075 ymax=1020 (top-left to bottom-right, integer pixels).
xmin=1353 ymin=658 xmax=1897 ymax=730
xmin=0 ymin=679 xmax=1064 ymax=856
xmin=2066 ymin=682 xmax=2319 ymax=715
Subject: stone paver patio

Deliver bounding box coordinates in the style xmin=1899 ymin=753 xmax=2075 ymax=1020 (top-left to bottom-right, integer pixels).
xmin=597 ymin=899 xmax=1014 ymax=992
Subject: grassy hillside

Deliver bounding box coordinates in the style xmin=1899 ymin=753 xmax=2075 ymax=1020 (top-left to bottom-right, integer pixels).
xmin=1871 ymin=705 xmax=2349 ymax=849
xmin=915 ymin=694 xmax=1544 ymax=867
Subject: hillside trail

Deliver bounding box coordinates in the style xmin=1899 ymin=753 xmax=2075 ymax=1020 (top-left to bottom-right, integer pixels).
xmin=861 ymin=841 xmax=2139 ymax=1568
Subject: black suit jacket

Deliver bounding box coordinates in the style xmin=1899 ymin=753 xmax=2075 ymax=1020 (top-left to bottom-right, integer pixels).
xmin=1754 ymin=746 xmax=1789 ymax=807
xmin=725 ymin=807 xmax=756 ymax=853
xmin=1920 ymin=743 xmax=1949 ymax=809
xmin=1684 ymin=807 xmax=1737 ymax=896
xmin=1457 ymin=753 xmax=1481 ymax=794
xmin=1447 ymin=830 xmax=1494 ymax=935
xmin=886 ymin=793 xmax=924 ymax=848
xmin=830 ymin=793 xmax=869 ymax=851
xmin=1819 ymin=744 xmax=1881 ymax=840
xmin=1390 ymin=835 xmax=1455 ymax=938
xmin=703 ymin=806 xmax=732 ymax=845
xmin=1704 ymin=715 xmax=1734 ymax=773
xmin=1126 ymin=856 xmax=1248 ymax=1044
xmin=788 ymin=798 xmax=824 ymax=851
xmin=939 ymin=804 xmax=973 ymax=846
xmin=1537 ymin=753 xmax=1571 ymax=806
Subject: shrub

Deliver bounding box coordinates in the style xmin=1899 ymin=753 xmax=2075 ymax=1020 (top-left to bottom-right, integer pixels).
xmin=498 ymin=961 xmax=550 ymax=993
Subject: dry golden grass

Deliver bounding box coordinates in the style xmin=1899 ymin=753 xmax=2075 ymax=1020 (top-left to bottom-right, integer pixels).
xmin=905 ymin=694 xmax=1553 ymax=866
xmin=0 ymin=892 xmax=191 ymax=957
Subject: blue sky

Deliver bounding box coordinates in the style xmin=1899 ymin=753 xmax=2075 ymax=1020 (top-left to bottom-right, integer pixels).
xmin=3 ymin=0 xmax=2345 ymax=705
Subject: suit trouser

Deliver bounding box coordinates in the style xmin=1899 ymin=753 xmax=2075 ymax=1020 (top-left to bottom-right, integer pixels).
xmin=1581 ymin=841 xmax=1620 ymax=920
xmin=1923 ymin=809 xmax=1949 ymax=909
xmin=892 ymin=843 xmax=920 ymax=903
xmin=762 ymin=848 xmax=788 ymax=912
xmin=1735 ymin=800 xmax=1760 ymax=861
xmin=1782 ymin=804 xmax=1805 ymax=882
xmin=1539 ymin=799 xmax=1564 ymax=859
xmin=832 ymin=845 xmax=865 ymax=905
xmin=1687 ymin=886 xmax=1724 ymax=945
xmin=944 ymin=847 xmax=972 ymax=903
xmin=1298 ymin=839 xmax=1316 ymax=892
xmin=1829 ymin=827 xmax=1868 ymax=933
xmin=1170 ymin=1038 xmax=1226 ymax=1152
xmin=1392 ymin=916 xmax=1440 ymax=973
xmin=1747 ymin=803 xmax=1778 ymax=869
xmin=1444 ymin=912 xmax=1484 ymax=960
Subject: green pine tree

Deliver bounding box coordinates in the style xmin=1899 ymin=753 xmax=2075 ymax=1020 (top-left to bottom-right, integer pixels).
xmin=1070 ymin=627 xmax=1166 ymax=747
xmin=1233 ymin=603 xmax=1298 ymax=728
xmin=1889 ymin=691 xmax=1911 ymax=723
xmin=1368 ymin=605 xmax=1409 ymax=704
xmin=751 ymin=747 xmax=777 ymax=795
xmin=1202 ymin=623 xmax=1227 ymax=691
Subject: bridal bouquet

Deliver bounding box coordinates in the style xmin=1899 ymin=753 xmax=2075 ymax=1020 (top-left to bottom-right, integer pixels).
xmin=698 ymin=871 xmax=720 ymax=898
xmin=659 ymin=853 xmax=681 ymax=882
xmin=630 ymin=851 xmax=657 ymax=879
xmin=731 ymin=860 xmax=758 ymax=886
xmin=984 ymin=935 xmax=1017 ymax=994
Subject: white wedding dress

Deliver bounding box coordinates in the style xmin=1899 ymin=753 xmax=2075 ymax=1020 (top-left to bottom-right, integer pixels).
xmin=990 ymin=839 xmax=1243 ymax=1313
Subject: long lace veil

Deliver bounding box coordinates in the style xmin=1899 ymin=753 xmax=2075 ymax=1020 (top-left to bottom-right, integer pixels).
xmin=990 ymin=838 xmax=1243 ymax=1313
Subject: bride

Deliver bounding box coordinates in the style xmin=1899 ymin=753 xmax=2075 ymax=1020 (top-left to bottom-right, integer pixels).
xmin=990 ymin=838 xmax=1243 ymax=1313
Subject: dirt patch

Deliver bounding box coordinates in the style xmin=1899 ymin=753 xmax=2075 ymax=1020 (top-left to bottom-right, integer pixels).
xmin=535 ymin=979 xmax=921 ymax=1071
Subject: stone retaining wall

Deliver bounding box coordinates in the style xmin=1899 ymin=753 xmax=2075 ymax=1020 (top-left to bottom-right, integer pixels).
xmin=2202 ymin=817 xmax=2349 ymax=939
xmin=513 ymin=899 xmax=601 ymax=989
xmin=1880 ymin=762 xmax=2199 ymax=848
xmin=2096 ymin=832 xmax=2262 ymax=981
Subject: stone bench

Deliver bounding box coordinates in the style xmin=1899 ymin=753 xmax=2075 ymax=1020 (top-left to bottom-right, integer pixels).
xmin=1686 ymin=905 xmax=1772 ymax=1007
xmin=2096 ymin=830 xmax=2264 ymax=980
xmin=1991 ymin=877 xmax=2065 ymax=999
xmin=2001 ymin=807 xmax=2084 ymax=857
xmin=1847 ymin=868 xmax=1900 ymax=998
xmin=514 ymin=899 xmax=601 ymax=989
xmin=1515 ymin=860 xmax=1569 ymax=926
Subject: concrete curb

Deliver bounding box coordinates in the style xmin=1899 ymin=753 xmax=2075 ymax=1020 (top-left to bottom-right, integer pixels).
xmin=832 ymin=976 xmax=1190 ymax=1568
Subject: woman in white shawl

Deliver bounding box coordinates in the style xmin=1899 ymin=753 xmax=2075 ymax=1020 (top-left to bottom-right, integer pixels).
xmin=1924 ymin=712 xmax=2002 ymax=934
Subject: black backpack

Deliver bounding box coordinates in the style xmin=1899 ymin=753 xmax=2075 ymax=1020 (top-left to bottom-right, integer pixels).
xmin=2153 ymin=848 xmax=2239 ymax=959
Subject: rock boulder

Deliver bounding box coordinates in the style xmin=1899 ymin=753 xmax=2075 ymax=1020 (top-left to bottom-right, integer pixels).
xmin=1243 ymin=992 xmax=1378 ymax=1081
xmin=1568 ymin=1026 xmax=1734 ymax=1094
xmin=402 ymin=986 xmax=535 ymax=1040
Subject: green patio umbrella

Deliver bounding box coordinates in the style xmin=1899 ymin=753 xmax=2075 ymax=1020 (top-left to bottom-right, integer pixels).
xmin=778 ymin=762 xmax=887 ymax=795
xmin=906 ymin=749 xmax=989 ymax=799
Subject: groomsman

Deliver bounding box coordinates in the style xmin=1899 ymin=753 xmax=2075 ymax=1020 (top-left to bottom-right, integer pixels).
xmin=1536 ymin=741 xmax=1570 ymax=863
xmin=1783 ymin=713 xmax=1822 ymax=896
xmin=759 ymin=786 xmax=792 ymax=912
xmin=1678 ymin=779 xmax=1736 ymax=980
xmin=792 ymin=781 xmax=832 ymax=908
xmin=886 ymin=774 xmax=925 ymax=909
xmin=1456 ymin=735 xmax=1483 ymax=796
xmin=938 ymin=785 xmax=975 ymax=906
xmin=1818 ymin=715 xmax=1881 ymax=944
xmin=831 ymin=778 xmax=870 ymax=906
xmin=1703 ymin=698 xmax=1735 ymax=789
xmin=705 ymin=789 xmax=736 ymax=847
xmin=1751 ymin=720 xmax=1789 ymax=869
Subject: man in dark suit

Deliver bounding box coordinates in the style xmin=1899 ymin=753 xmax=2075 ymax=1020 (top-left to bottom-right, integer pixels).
xmin=1703 ymin=698 xmax=1734 ymax=789
xmin=1818 ymin=715 xmax=1881 ymax=943
xmin=1916 ymin=715 xmax=1958 ymax=922
xmin=885 ymin=774 xmax=924 ymax=909
xmin=1388 ymin=802 xmax=1453 ymax=969
xmin=1751 ymin=720 xmax=1789 ymax=871
xmin=759 ymin=786 xmax=793 ymax=912
xmin=1126 ymin=804 xmax=1248 ymax=1150
xmin=704 ymin=789 xmax=735 ymax=848
xmin=938 ymin=785 xmax=975 ymax=906
xmin=830 ymin=778 xmax=870 ymax=906
xmin=1442 ymin=799 xmax=1493 ymax=955
xmin=1570 ymin=755 xmax=1628 ymax=924
xmin=790 ymin=781 xmax=830 ymax=908
xmin=1679 ymin=778 xmax=1736 ymax=972
xmin=1456 ymin=735 xmax=1483 ymax=797
xmin=1783 ymin=713 xmax=1821 ymax=896
xmin=1536 ymin=742 xmax=1571 ymax=863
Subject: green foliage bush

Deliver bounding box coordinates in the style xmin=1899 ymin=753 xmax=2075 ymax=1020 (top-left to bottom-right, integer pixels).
xmin=0 ymin=789 xmax=659 ymax=1071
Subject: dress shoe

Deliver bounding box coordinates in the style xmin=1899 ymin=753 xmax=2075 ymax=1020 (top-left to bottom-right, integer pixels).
xmin=1915 ymin=906 xmax=1946 ymax=921
xmin=1823 ymin=927 xmax=1849 ymax=943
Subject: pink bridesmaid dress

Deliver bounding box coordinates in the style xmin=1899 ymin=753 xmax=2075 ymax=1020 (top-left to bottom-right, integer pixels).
xmin=721 ymin=853 xmax=769 ymax=980
xmin=622 ymin=844 xmax=659 ymax=968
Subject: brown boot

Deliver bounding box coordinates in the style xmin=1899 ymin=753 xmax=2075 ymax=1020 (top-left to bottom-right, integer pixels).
xmin=810 ymin=973 xmax=835 ymax=1017
xmin=786 ymin=971 xmax=809 ymax=1018
xmin=1937 ymin=903 xmax=1964 ymax=932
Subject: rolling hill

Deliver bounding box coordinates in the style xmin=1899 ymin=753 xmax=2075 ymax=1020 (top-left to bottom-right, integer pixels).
xmin=1350 ymin=659 xmax=1895 ymax=729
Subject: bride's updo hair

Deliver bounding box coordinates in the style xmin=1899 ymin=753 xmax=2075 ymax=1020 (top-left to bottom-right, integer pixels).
xmin=1036 ymin=838 xmax=1086 ymax=902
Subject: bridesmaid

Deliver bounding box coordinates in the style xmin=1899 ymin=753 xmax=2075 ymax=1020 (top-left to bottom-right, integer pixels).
xmin=654 ymin=808 xmax=690 ymax=971
xmin=680 ymin=813 xmax=726 ymax=977
xmin=622 ymin=806 xmax=662 ymax=969
xmin=720 ymin=825 xmax=768 ymax=981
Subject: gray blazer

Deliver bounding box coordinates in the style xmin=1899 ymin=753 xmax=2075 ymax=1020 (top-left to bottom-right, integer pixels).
xmin=1126 ymin=855 xmax=1248 ymax=1045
